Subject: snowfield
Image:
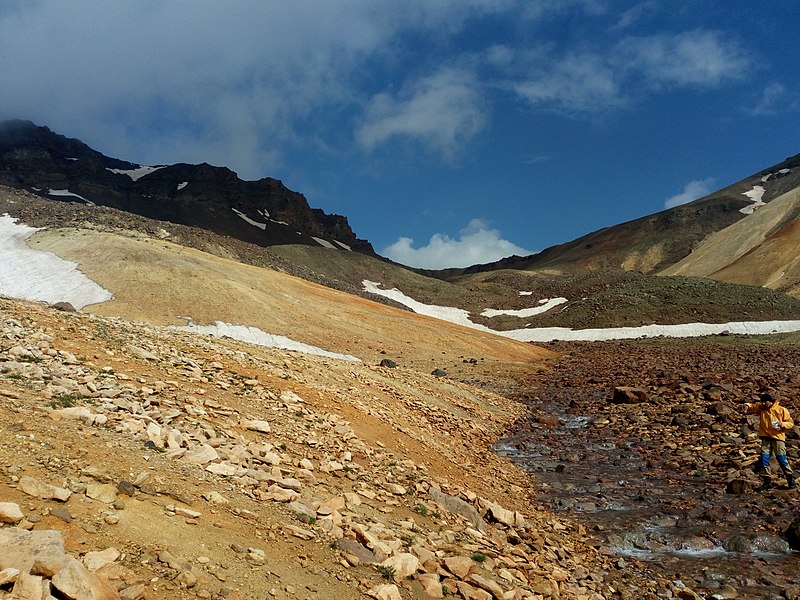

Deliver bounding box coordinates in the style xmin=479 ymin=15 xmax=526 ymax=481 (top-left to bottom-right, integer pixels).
xmin=0 ymin=215 xmax=112 ymax=309
xmin=362 ymin=280 xmax=800 ymax=342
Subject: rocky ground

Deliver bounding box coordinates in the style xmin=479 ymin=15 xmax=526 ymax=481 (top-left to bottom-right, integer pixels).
xmin=0 ymin=297 xmax=677 ymax=600
xmin=503 ymin=336 xmax=800 ymax=600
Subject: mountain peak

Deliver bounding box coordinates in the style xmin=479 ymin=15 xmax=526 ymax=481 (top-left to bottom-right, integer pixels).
xmin=0 ymin=119 xmax=375 ymax=254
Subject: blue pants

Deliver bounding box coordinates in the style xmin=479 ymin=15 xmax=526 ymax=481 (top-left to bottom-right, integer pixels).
xmin=760 ymin=437 xmax=793 ymax=477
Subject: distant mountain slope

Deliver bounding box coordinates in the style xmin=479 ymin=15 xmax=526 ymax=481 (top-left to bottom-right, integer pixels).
xmin=661 ymin=186 xmax=800 ymax=297
xmin=0 ymin=119 xmax=374 ymax=254
xmin=446 ymin=152 xmax=800 ymax=296
xmin=4 ymin=185 xmax=800 ymax=335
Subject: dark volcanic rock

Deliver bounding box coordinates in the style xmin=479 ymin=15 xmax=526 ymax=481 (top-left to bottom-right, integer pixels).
xmin=610 ymin=386 xmax=649 ymax=404
xmin=0 ymin=119 xmax=374 ymax=254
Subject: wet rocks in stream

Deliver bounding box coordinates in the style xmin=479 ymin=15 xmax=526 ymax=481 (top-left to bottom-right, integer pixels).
xmin=501 ymin=337 xmax=800 ymax=599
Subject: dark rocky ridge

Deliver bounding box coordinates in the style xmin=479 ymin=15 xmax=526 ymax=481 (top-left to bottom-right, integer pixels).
xmin=0 ymin=119 xmax=374 ymax=254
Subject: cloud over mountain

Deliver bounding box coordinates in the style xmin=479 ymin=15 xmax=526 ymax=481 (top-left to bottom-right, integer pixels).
xmin=382 ymin=219 xmax=532 ymax=269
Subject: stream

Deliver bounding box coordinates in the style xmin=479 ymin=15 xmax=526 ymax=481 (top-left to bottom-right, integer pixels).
xmin=496 ymin=398 xmax=800 ymax=598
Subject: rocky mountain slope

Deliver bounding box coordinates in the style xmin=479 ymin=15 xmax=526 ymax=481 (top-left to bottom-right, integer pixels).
xmin=3 ymin=186 xmax=800 ymax=335
xmin=0 ymin=294 xmax=664 ymax=600
xmin=443 ymin=153 xmax=800 ymax=298
xmin=3 ymin=119 xmax=800 ymax=325
xmin=0 ymin=120 xmax=374 ymax=255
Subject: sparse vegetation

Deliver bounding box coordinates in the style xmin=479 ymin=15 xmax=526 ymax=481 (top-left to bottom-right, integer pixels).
xmin=49 ymin=393 xmax=78 ymax=408
xmin=471 ymin=552 xmax=487 ymax=563
xmin=376 ymin=565 xmax=396 ymax=581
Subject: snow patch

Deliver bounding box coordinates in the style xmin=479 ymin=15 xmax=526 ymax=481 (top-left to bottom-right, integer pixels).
xmin=47 ymin=189 xmax=94 ymax=205
xmin=362 ymin=279 xmax=800 ymax=342
xmin=740 ymin=185 xmax=766 ymax=214
xmin=0 ymin=214 xmax=113 ymax=309
xmin=232 ymin=208 xmax=267 ymax=230
xmin=177 ymin=181 xmax=188 ymax=190
xmin=174 ymin=320 xmax=360 ymax=362
xmin=333 ymin=240 xmax=352 ymax=251
xmin=312 ymin=237 xmax=336 ymax=249
xmin=106 ymin=165 xmax=164 ymax=181
xmin=481 ymin=298 xmax=567 ymax=318
xmin=363 ymin=280 xmax=482 ymax=329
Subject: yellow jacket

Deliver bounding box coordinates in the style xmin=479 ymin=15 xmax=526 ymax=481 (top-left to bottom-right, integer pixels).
xmin=745 ymin=400 xmax=794 ymax=440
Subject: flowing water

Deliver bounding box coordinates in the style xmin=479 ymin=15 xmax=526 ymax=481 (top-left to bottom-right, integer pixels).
xmin=496 ymin=399 xmax=800 ymax=596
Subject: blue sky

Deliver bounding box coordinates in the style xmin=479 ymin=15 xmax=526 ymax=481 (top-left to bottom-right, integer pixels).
xmin=1 ymin=1 xmax=798 ymax=269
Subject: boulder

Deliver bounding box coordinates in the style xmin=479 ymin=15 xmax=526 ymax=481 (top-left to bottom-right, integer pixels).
xmin=610 ymin=386 xmax=649 ymax=404
xmin=0 ymin=502 xmax=24 ymax=524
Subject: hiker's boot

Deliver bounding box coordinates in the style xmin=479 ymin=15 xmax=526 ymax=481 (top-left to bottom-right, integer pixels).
xmin=759 ymin=478 xmax=773 ymax=491
xmin=787 ymin=474 xmax=796 ymax=490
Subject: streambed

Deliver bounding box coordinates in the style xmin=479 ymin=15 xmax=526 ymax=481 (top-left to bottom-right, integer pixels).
xmin=499 ymin=339 xmax=800 ymax=598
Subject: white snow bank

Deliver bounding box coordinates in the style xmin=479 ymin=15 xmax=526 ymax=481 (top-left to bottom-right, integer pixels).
xmin=174 ymin=321 xmax=361 ymax=362
xmin=106 ymin=165 xmax=164 ymax=181
xmin=741 ymin=185 xmax=766 ymax=214
xmin=363 ymin=279 xmax=800 ymax=343
xmin=482 ymin=298 xmax=567 ymax=318
xmin=0 ymin=214 xmax=113 ymax=309
xmin=363 ymin=280 xmax=481 ymax=329
xmin=312 ymin=237 xmax=337 ymax=249
xmin=232 ymin=208 xmax=267 ymax=230
xmin=333 ymin=240 xmax=352 ymax=251
xmin=47 ymin=189 xmax=94 ymax=205
xmin=503 ymin=320 xmax=800 ymax=342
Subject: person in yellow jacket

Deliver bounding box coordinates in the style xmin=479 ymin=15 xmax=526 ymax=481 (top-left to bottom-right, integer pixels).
xmin=746 ymin=392 xmax=795 ymax=490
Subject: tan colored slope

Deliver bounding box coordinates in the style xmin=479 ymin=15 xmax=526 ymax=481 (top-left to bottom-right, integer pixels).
xmin=28 ymin=228 xmax=550 ymax=379
xmin=660 ymin=187 xmax=800 ymax=294
xmin=710 ymin=217 xmax=800 ymax=297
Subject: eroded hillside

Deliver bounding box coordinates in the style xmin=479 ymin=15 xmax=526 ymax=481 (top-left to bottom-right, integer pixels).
xmin=0 ymin=297 xmax=659 ymax=599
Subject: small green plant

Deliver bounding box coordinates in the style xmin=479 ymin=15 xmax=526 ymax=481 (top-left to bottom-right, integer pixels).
xmin=6 ymin=373 xmax=24 ymax=381
xmin=376 ymin=565 xmax=396 ymax=581
xmin=432 ymin=511 xmax=441 ymax=520
xmin=343 ymin=464 xmax=355 ymax=473
xmin=18 ymin=355 xmax=43 ymax=363
xmin=414 ymin=504 xmax=429 ymax=517
xmin=50 ymin=393 xmax=78 ymax=408
xmin=400 ymin=534 xmax=414 ymax=547
xmin=471 ymin=552 xmax=487 ymax=563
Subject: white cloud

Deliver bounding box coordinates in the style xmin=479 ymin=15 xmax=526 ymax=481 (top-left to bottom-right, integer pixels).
xmin=749 ymin=82 xmax=786 ymax=116
xmin=382 ymin=219 xmax=532 ymax=269
xmin=0 ymin=1 xmax=507 ymax=178
xmin=609 ymin=1 xmax=658 ymax=32
xmin=509 ymin=53 xmax=623 ymax=113
xmin=615 ymin=30 xmax=750 ymax=88
xmin=502 ymin=28 xmax=753 ymax=115
xmin=356 ymin=68 xmax=487 ymax=158
xmin=664 ymin=178 xmax=715 ymax=209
